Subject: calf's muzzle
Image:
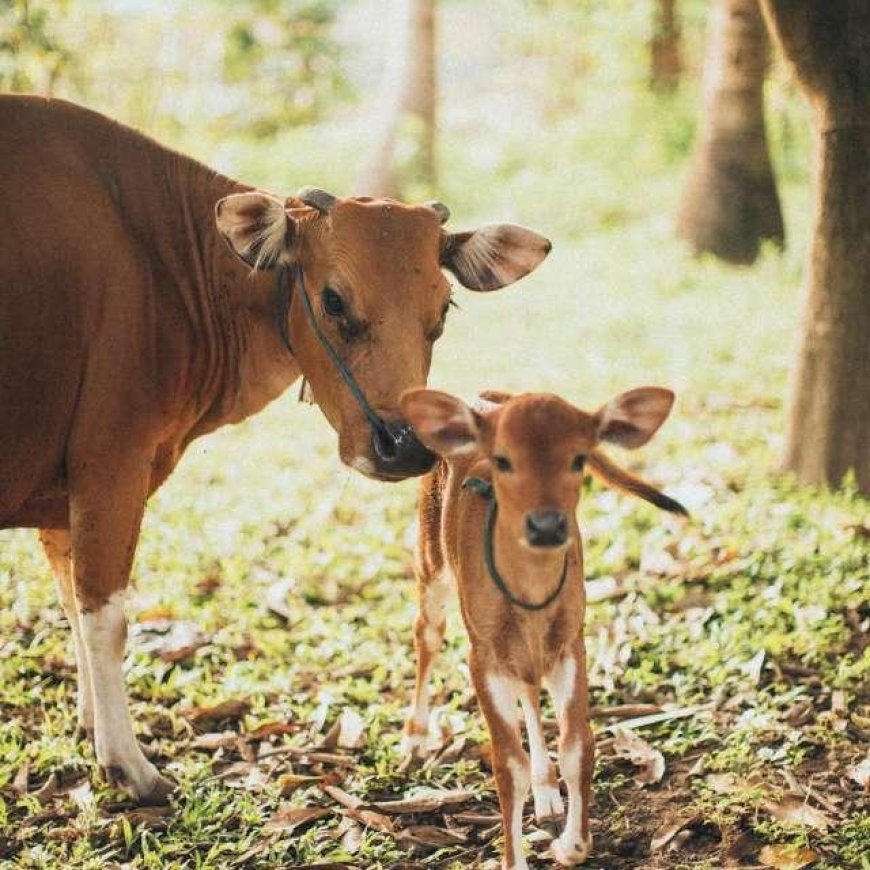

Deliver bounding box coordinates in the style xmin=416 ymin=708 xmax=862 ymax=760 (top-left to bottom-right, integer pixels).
xmin=371 ymin=419 xmax=436 ymax=479
xmin=524 ymin=508 xmax=569 ymax=548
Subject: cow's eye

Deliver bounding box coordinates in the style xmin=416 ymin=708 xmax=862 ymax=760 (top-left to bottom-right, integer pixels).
xmin=571 ymin=455 xmax=585 ymax=472
xmin=322 ymin=287 xmax=345 ymax=317
xmin=494 ymin=455 xmax=513 ymax=473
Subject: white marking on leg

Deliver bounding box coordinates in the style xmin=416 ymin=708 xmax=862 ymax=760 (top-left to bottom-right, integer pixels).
xmin=506 ymin=757 xmax=531 ymax=870
xmin=80 ymin=591 xmax=164 ymax=799
xmin=547 ymin=655 xmax=592 ymax=865
xmin=403 ymin=571 xmax=451 ymax=754
xmin=520 ymin=692 xmax=564 ymax=822
xmin=485 ymin=672 xmax=521 ymax=726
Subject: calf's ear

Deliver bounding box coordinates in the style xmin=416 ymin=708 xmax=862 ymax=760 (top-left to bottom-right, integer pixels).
xmin=441 ymin=225 xmax=551 ymax=291
xmin=401 ymin=389 xmax=481 ymax=456
xmin=596 ymin=387 xmax=675 ymax=449
xmin=215 ymin=192 xmax=298 ymax=270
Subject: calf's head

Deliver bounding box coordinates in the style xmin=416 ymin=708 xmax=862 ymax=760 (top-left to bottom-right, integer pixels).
xmin=401 ymin=387 xmax=677 ymax=550
xmin=215 ymin=188 xmax=551 ymax=481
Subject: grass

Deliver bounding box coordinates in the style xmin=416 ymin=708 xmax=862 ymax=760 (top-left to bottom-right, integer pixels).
xmin=1 ymin=183 xmax=867 ymax=868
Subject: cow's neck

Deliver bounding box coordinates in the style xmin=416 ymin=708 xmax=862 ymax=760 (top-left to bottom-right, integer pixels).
xmin=173 ymin=161 xmax=301 ymax=438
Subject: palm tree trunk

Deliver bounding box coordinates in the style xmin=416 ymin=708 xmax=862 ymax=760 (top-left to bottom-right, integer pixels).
xmin=761 ymin=0 xmax=870 ymax=494
xmin=650 ymin=0 xmax=682 ymax=93
xmin=677 ymin=0 xmax=784 ymax=264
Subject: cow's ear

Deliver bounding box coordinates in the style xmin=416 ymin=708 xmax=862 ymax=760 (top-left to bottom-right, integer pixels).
xmin=215 ymin=192 xmax=297 ymax=270
xmin=401 ymin=389 xmax=481 ymax=456
xmin=441 ymin=225 xmax=551 ymax=291
xmin=595 ymin=387 xmax=675 ymax=449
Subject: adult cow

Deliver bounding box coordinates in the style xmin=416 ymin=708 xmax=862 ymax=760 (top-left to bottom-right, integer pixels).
xmin=0 ymin=95 xmax=550 ymax=803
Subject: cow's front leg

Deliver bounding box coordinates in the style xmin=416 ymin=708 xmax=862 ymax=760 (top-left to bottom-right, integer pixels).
xmin=520 ymin=685 xmax=564 ymax=823
xmin=545 ymin=643 xmax=594 ymax=866
xmin=402 ymin=568 xmax=451 ymax=759
xmin=69 ymin=451 xmax=173 ymax=805
xmin=40 ymin=528 xmax=94 ymax=739
xmin=471 ymin=659 xmax=530 ymax=870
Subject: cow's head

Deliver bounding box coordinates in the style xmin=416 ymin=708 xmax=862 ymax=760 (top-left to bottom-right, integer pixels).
xmin=215 ymin=188 xmax=551 ymax=481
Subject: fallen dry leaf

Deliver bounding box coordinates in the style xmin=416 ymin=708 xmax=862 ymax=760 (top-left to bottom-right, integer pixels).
xmin=321 ymin=784 xmax=394 ymax=833
xmin=277 ymin=773 xmax=322 ymax=798
xmin=612 ymin=727 xmax=665 ymax=786
xmin=337 ymin=816 xmax=364 ymax=853
xmin=764 ymin=794 xmax=831 ymax=831
xmin=131 ymin=617 xmax=206 ymax=663
xmin=650 ymin=814 xmax=701 ymax=851
xmin=248 ymin=721 xmax=297 ymax=741
xmin=264 ymin=804 xmax=331 ymax=835
xmin=368 ymin=787 xmax=477 ymax=814
xmin=185 ymin=698 xmax=251 ymax=727
xmin=398 ymin=824 xmax=469 ymax=848
xmin=321 ymin=708 xmax=367 ymax=750
xmin=12 ymin=763 xmax=29 ymax=795
xmin=846 ymin=754 xmax=870 ymax=790
xmin=192 ymin=731 xmax=238 ymax=751
xmin=759 ymin=843 xmax=819 ymax=869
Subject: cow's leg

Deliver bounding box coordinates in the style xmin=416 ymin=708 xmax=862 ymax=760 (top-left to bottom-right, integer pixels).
xmin=69 ymin=452 xmax=173 ymax=804
xmin=401 ymin=568 xmax=450 ymax=758
xmin=471 ymin=661 xmax=530 ymax=870
xmin=545 ymin=644 xmax=594 ymax=866
xmin=520 ymin=685 xmax=564 ymax=823
xmin=40 ymin=528 xmax=94 ymax=738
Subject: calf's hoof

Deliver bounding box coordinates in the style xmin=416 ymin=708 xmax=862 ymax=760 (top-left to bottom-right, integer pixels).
xmin=550 ymin=834 xmax=592 ymax=867
xmin=532 ymin=782 xmax=565 ymax=823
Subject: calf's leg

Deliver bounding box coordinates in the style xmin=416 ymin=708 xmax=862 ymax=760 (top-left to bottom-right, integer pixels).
xmin=69 ymin=451 xmax=173 ymax=804
xmin=40 ymin=528 xmax=95 ymax=739
xmin=546 ymin=643 xmax=594 ymax=866
xmin=472 ymin=660 xmax=531 ymax=870
xmin=520 ymin=686 xmax=564 ymax=822
xmin=402 ymin=568 xmax=451 ymax=757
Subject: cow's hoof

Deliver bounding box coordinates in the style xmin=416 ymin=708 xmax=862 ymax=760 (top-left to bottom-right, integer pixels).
xmin=138 ymin=773 xmax=175 ymax=806
xmin=532 ymin=783 xmax=565 ymax=823
xmin=550 ymin=835 xmax=592 ymax=866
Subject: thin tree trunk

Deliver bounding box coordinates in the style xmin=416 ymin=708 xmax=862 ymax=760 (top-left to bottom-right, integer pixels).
xmin=677 ymin=0 xmax=784 ymax=264
xmin=650 ymin=0 xmax=682 ymax=93
xmin=761 ymin=0 xmax=870 ymax=494
xmin=357 ymin=0 xmax=437 ymax=199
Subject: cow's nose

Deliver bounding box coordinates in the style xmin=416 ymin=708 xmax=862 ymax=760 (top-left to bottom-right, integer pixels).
xmin=371 ymin=420 xmax=436 ymax=479
xmin=524 ymin=509 xmax=568 ymax=548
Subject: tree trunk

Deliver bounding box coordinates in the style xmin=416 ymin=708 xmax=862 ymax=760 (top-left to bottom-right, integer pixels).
xmin=677 ymin=0 xmax=784 ymax=264
xmin=761 ymin=0 xmax=870 ymax=494
xmin=356 ymin=0 xmax=437 ymax=199
xmin=650 ymin=0 xmax=682 ymax=93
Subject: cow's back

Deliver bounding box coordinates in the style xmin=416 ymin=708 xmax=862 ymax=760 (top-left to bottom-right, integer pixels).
xmin=0 ymin=96 xmax=172 ymax=525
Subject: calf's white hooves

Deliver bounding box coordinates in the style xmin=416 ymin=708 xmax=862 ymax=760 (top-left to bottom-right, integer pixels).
xmin=533 ymin=783 xmax=565 ymax=823
xmin=550 ymin=835 xmax=592 ymax=867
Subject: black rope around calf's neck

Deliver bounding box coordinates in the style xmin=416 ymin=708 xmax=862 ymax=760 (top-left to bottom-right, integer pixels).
xmin=274 ymin=265 xmax=392 ymax=440
xmin=462 ymin=477 xmax=568 ymax=612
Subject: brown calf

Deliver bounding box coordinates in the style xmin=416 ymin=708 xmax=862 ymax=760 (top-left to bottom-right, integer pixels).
xmin=400 ymin=387 xmax=687 ymax=869
xmin=0 ymin=95 xmax=551 ymax=802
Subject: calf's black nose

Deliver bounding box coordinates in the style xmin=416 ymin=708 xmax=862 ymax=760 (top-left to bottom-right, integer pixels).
xmin=525 ymin=508 xmax=568 ymax=548
xmin=371 ymin=420 xmax=436 ymax=479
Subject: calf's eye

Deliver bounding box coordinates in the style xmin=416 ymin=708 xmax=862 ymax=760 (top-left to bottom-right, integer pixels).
xmin=322 ymin=287 xmax=345 ymax=317
xmin=571 ymin=455 xmax=585 ymax=472
xmin=494 ymin=455 xmax=513 ymax=473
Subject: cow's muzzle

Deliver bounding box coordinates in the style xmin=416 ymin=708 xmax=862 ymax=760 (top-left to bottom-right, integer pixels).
xmin=371 ymin=420 xmax=436 ymax=479
xmin=524 ymin=508 xmax=569 ymax=549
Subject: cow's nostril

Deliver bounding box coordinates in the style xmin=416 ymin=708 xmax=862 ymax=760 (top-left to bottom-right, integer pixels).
xmin=372 ymin=424 xmax=399 ymax=461
xmin=369 ymin=420 xmax=436 ymax=478
xmin=525 ymin=509 xmax=568 ymax=547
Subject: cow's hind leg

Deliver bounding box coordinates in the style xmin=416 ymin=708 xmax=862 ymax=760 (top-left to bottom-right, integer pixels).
xmin=40 ymin=528 xmax=94 ymax=738
xmin=69 ymin=451 xmax=173 ymax=805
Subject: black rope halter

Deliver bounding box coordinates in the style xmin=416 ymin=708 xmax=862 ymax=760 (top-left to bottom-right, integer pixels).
xmin=274 ymin=265 xmax=393 ymax=443
xmin=462 ymin=476 xmax=569 ymax=611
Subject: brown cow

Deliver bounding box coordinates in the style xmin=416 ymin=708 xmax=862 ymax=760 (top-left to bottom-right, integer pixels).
xmin=0 ymin=95 xmax=550 ymax=802
xmin=399 ymin=388 xmax=687 ymax=869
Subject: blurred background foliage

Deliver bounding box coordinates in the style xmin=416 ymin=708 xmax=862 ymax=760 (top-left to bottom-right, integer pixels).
xmin=0 ymin=0 xmax=812 ymax=239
